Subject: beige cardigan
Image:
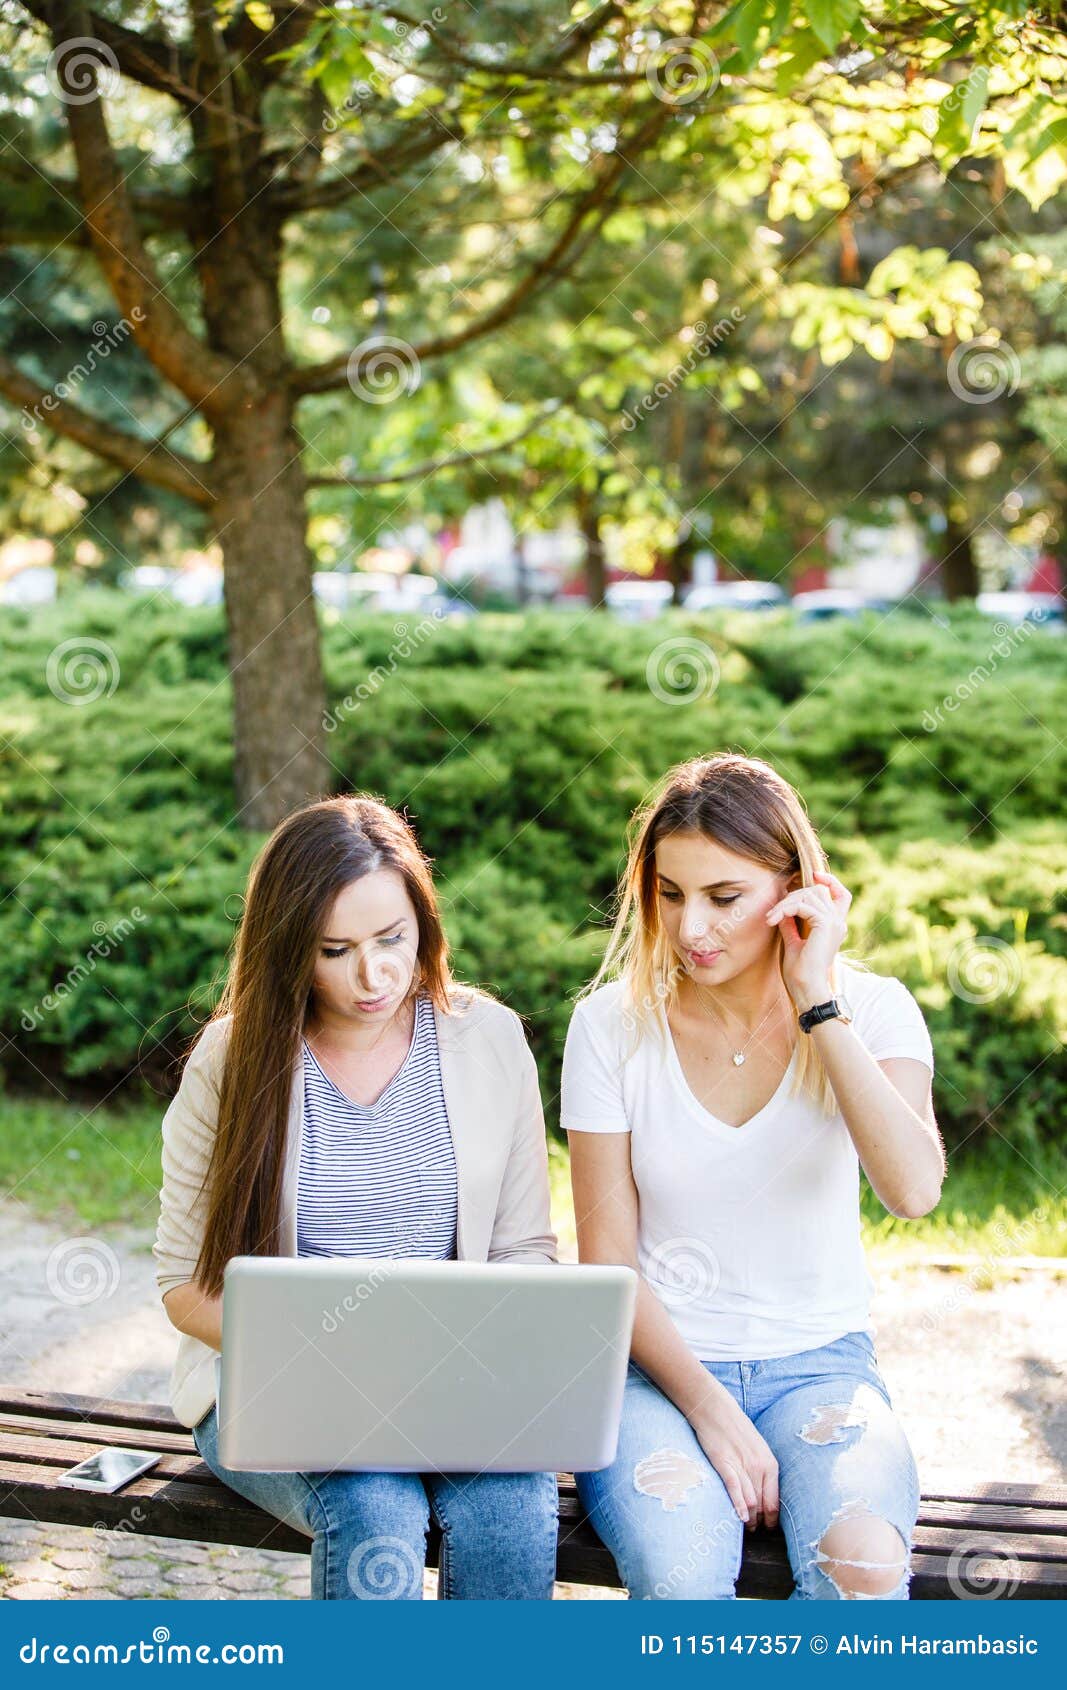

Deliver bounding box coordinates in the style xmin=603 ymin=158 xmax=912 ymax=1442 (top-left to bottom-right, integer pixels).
xmin=152 ymin=991 xmax=559 ymax=1429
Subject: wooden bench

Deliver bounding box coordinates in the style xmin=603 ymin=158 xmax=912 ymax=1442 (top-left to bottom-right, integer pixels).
xmin=2 ymin=1390 xmax=1065 ymax=1599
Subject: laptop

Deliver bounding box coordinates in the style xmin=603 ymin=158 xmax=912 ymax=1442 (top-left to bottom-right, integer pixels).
xmin=217 ymin=1256 xmax=637 ymax=1474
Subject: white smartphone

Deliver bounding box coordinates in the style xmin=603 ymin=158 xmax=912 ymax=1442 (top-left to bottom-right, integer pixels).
xmin=56 ymin=1447 xmax=161 ymax=1493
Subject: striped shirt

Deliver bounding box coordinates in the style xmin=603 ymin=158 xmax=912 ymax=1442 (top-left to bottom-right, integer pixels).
xmin=296 ymin=993 xmax=458 ymax=1260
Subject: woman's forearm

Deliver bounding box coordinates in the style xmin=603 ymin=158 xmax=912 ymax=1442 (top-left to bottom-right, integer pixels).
xmin=163 ymin=1281 xmax=224 ymax=1351
xmin=629 ymin=1279 xmax=737 ymax=1433
xmin=808 ymin=1016 xmax=944 ymax=1216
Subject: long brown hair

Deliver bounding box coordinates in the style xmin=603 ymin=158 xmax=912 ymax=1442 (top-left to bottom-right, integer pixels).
xmin=587 ymin=753 xmax=869 ymax=1113
xmin=192 ymin=794 xmax=457 ymax=1297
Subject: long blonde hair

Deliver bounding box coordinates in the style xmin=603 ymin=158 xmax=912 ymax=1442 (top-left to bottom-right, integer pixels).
xmin=586 ymin=753 xmax=869 ymax=1114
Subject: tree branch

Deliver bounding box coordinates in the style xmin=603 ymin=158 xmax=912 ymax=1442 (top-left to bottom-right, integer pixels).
xmin=306 ymin=404 xmax=561 ymax=488
xmin=290 ymin=99 xmax=673 ymax=396
xmin=223 ymin=0 xmax=324 ymax=82
xmin=43 ymin=2 xmax=260 ymax=418
xmin=0 ymin=351 xmax=214 ymax=505
xmin=379 ymin=3 xmax=645 ymax=84
xmin=16 ymin=0 xmax=200 ymax=104
xmin=0 ymin=152 xmax=196 ymax=244
xmin=269 ymin=114 xmax=460 ymax=215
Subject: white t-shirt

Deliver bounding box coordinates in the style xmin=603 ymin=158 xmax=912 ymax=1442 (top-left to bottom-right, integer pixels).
xmin=560 ymin=959 xmax=934 ymax=1362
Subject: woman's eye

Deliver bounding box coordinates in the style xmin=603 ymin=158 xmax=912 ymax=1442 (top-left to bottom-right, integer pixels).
xmin=712 ymin=896 xmax=739 ymax=907
xmin=657 ymin=889 xmax=682 ymax=902
xmin=380 ymin=933 xmax=404 ymax=947
xmin=322 ymin=946 xmax=348 ymax=959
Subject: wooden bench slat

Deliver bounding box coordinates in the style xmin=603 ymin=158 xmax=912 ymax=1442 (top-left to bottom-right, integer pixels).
xmin=921 ymin=1480 xmax=1067 ymax=1508
xmin=3 ymin=1394 xmax=1066 ymax=1600
xmin=0 ymin=1411 xmax=201 ymax=1455
xmin=6 ymin=1425 xmax=1066 ymax=1542
xmin=0 ymin=1392 xmax=180 ymax=1433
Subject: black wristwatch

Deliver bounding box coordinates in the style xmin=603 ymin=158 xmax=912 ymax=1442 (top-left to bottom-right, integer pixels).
xmin=798 ymin=995 xmax=854 ymax=1034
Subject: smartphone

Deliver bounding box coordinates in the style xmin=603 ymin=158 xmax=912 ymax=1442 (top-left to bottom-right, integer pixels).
xmin=56 ymin=1447 xmax=161 ymax=1493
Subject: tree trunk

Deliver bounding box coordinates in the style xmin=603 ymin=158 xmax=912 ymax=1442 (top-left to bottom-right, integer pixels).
xmin=940 ymin=508 xmax=979 ymax=601
xmin=212 ymin=398 xmax=327 ymax=829
xmin=667 ymin=521 xmax=697 ymax=606
xmin=578 ymin=489 xmax=607 ymax=609
xmin=514 ymin=528 xmax=531 ymax=606
xmin=192 ymin=162 xmax=327 ymax=829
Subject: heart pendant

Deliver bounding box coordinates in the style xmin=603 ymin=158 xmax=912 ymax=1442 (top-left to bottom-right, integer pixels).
xmin=732 ymin=1051 xmax=745 ymax=1066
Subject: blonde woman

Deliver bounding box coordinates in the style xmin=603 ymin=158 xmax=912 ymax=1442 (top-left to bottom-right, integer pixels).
xmin=562 ymin=754 xmax=943 ymax=1600
xmin=154 ymin=795 xmax=558 ymax=1600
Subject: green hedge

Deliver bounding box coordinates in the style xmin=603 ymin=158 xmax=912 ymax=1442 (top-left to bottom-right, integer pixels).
xmin=1 ymin=591 xmax=1064 ymax=1155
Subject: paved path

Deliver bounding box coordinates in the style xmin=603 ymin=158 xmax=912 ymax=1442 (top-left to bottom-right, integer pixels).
xmin=1 ymin=1199 xmax=1061 ymax=1600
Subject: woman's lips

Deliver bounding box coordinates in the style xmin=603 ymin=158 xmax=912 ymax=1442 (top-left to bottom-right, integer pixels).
xmin=686 ymin=948 xmax=722 ymax=966
xmin=354 ymin=992 xmax=393 ymax=1012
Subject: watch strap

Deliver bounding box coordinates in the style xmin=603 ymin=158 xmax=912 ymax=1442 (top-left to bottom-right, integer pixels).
xmin=798 ymin=997 xmax=845 ymax=1034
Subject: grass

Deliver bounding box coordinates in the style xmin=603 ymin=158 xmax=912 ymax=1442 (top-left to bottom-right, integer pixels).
xmin=2 ymin=1094 xmax=1063 ymax=1267
xmin=0 ymin=1093 xmax=163 ymax=1236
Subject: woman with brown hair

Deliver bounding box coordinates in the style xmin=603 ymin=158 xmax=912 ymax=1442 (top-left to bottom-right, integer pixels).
xmin=153 ymin=794 xmax=559 ymax=1600
xmin=562 ymin=753 xmax=944 ymax=1601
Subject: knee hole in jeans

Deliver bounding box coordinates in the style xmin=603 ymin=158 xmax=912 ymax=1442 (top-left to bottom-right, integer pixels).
xmin=811 ymin=1500 xmax=911 ymax=1599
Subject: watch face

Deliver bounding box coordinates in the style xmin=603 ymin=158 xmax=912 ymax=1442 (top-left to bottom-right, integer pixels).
xmin=835 ymin=993 xmax=854 ymax=1023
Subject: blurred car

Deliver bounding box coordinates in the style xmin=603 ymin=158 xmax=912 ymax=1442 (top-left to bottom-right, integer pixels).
xmin=604 ymin=580 xmax=675 ymax=622
xmin=790 ymin=588 xmax=871 ymax=620
xmin=975 ymin=591 xmax=1065 ymax=632
xmin=684 ymin=581 xmax=788 ymax=613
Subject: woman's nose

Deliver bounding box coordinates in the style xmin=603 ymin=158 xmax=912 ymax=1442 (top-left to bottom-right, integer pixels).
xmin=680 ymin=909 xmax=711 ymax=944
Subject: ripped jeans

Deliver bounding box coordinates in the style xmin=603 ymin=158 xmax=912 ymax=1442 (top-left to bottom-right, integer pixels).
xmin=576 ymin=1330 xmax=919 ymax=1601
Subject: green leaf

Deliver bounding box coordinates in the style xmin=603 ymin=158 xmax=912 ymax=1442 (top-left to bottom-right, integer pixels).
xmin=735 ymin=0 xmax=769 ymax=65
xmin=960 ymin=64 xmax=990 ymax=142
xmin=806 ymin=0 xmax=860 ymax=52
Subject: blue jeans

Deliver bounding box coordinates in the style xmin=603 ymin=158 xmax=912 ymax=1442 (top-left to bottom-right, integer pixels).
xmin=192 ymin=1402 xmax=558 ymax=1600
xmin=576 ymin=1331 xmax=919 ymax=1601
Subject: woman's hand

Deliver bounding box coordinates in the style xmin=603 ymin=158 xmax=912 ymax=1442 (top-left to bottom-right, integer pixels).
xmin=691 ymin=1389 xmax=780 ymax=1531
xmin=766 ymin=868 xmax=851 ymax=1012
